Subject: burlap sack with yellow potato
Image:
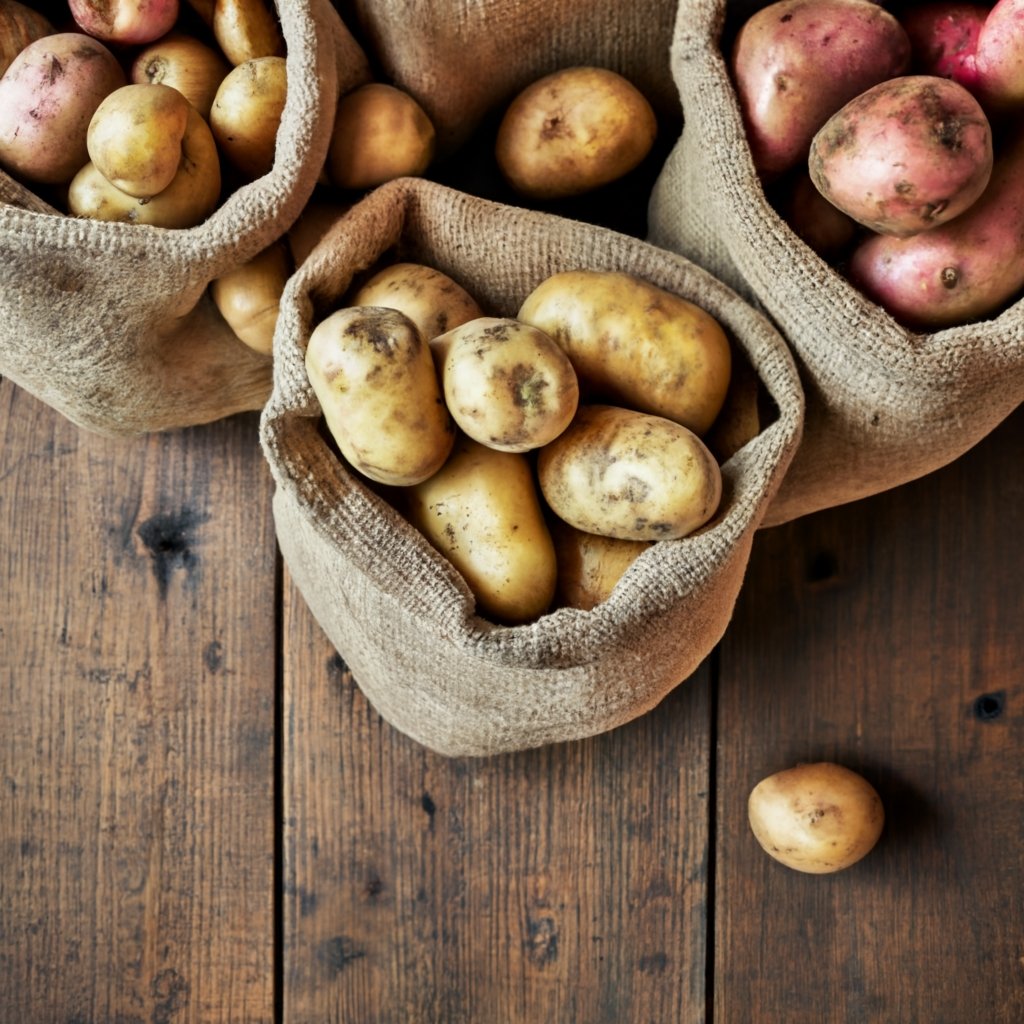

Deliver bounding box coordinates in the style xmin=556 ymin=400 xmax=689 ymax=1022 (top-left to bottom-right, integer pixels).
xmin=337 ymin=0 xmax=681 ymax=155
xmin=0 ymin=0 xmax=370 ymax=436
xmin=259 ymin=177 xmax=804 ymax=757
xmin=648 ymin=0 xmax=1024 ymax=525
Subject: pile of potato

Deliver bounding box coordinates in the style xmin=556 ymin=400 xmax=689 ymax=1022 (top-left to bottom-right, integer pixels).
xmin=304 ymin=263 xmax=736 ymax=624
xmin=732 ymin=0 xmax=1024 ymax=329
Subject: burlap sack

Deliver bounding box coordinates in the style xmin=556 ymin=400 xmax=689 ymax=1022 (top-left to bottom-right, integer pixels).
xmin=648 ymin=0 xmax=1024 ymax=526
xmin=336 ymin=0 xmax=681 ymax=155
xmin=259 ymin=176 xmax=804 ymax=757
xmin=0 ymin=0 xmax=370 ymax=436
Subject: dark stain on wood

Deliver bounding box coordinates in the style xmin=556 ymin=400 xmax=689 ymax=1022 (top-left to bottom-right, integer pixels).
xmin=203 ymin=641 xmax=224 ymax=674
xmin=973 ymin=691 xmax=1006 ymax=723
xmin=316 ymin=935 xmax=367 ymax=973
xmin=151 ymin=967 xmax=189 ymax=1023
xmin=524 ymin=915 xmax=559 ymax=966
xmin=136 ymin=508 xmax=210 ymax=598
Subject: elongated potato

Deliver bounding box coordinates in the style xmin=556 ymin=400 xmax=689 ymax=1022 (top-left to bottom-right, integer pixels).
xmin=305 ymin=306 xmax=454 ymax=486
xmin=431 ymin=317 xmax=579 ymax=453
xmin=847 ymin=130 xmax=1024 ymax=328
xmin=349 ymin=262 xmax=483 ymax=342
xmin=518 ymin=270 xmax=731 ymax=436
xmin=537 ymin=404 xmax=723 ymax=542
xmin=404 ymin=434 xmax=557 ymax=624
xmin=211 ymin=240 xmax=291 ymax=354
xmin=550 ymin=518 xmax=652 ymax=611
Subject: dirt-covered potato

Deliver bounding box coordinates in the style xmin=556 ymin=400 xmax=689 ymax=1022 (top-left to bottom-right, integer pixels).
xmin=404 ymin=434 xmax=557 ymax=624
xmin=537 ymin=404 xmax=723 ymax=542
xmin=431 ymin=317 xmax=579 ymax=453
xmin=550 ymin=518 xmax=652 ymax=611
xmin=326 ymin=82 xmax=435 ymax=191
xmin=732 ymin=0 xmax=911 ymax=178
xmin=68 ymin=105 xmax=221 ymax=227
xmin=494 ymin=65 xmax=658 ymax=200
xmin=305 ymin=306 xmax=454 ymax=486
xmin=518 ymin=270 xmax=732 ymax=436
xmin=0 ymin=32 xmax=126 ymax=186
xmin=349 ymin=262 xmax=483 ymax=343
xmin=809 ymin=75 xmax=992 ymax=237
xmin=748 ymin=762 xmax=885 ymax=873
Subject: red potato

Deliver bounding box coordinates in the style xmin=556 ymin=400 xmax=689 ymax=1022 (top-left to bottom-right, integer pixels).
xmin=847 ymin=130 xmax=1024 ymax=328
xmin=0 ymin=0 xmax=54 ymax=79
xmin=69 ymin=0 xmax=179 ymax=45
xmin=731 ymin=0 xmax=912 ymax=178
xmin=974 ymin=0 xmax=1024 ymax=109
xmin=900 ymin=1 xmax=987 ymax=91
xmin=0 ymin=32 xmax=126 ymax=186
xmin=809 ymin=75 xmax=992 ymax=237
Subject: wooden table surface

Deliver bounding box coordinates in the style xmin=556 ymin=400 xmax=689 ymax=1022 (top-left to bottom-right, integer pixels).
xmin=1 ymin=373 xmax=1021 ymax=1024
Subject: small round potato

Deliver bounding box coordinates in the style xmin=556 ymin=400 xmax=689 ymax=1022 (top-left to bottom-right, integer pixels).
xmin=404 ymin=434 xmax=557 ymax=624
xmin=537 ymin=404 xmax=723 ymax=542
xmin=518 ymin=270 xmax=732 ymax=436
xmin=305 ymin=306 xmax=454 ymax=486
xmin=327 ymin=82 xmax=435 ymax=191
xmin=431 ymin=317 xmax=579 ymax=453
xmin=349 ymin=262 xmax=483 ymax=343
xmin=495 ymin=65 xmax=658 ymax=200
xmin=748 ymin=762 xmax=885 ymax=874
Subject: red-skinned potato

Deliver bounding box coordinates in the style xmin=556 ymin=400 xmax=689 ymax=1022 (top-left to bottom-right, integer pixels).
xmin=0 ymin=32 xmax=126 ymax=186
xmin=809 ymin=75 xmax=993 ymax=238
xmin=0 ymin=0 xmax=54 ymax=78
xmin=974 ymin=0 xmax=1024 ymax=110
xmin=900 ymin=0 xmax=987 ymax=91
xmin=847 ymin=130 xmax=1024 ymax=329
xmin=69 ymin=0 xmax=179 ymax=45
xmin=131 ymin=31 xmax=231 ymax=119
xmin=732 ymin=0 xmax=911 ymax=178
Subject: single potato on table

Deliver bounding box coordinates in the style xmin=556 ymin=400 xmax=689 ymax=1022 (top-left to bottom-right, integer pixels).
xmin=495 ymin=65 xmax=657 ymax=200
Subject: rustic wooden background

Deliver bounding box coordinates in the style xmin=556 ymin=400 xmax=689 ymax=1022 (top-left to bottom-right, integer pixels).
xmin=1 ymin=376 xmax=1021 ymax=1024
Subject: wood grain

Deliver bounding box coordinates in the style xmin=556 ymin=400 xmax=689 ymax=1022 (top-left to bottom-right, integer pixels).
xmin=0 ymin=382 xmax=279 ymax=1024
xmin=280 ymin=575 xmax=713 ymax=1024
xmin=715 ymin=406 xmax=1024 ymax=1024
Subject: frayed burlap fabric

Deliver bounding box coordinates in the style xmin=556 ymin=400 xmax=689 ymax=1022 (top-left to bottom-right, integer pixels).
xmin=338 ymin=0 xmax=681 ymax=155
xmin=0 ymin=0 xmax=370 ymax=436
xmin=260 ymin=177 xmax=804 ymax=757
xmin=648 ymin=0 xmax=1024 ymax=526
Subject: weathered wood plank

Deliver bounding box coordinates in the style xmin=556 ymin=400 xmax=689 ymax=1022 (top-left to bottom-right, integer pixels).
xmin=0 ymin=382 xmax=279 ymax=1024
xmin=715 ymin=406 xmax=1024 ymax=1024
xmin=280 ymin=574 xmax=712 ymax=1024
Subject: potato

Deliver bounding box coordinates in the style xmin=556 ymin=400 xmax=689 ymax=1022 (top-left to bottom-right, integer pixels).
xmin=349 ymin=262 xmax=483 ymax=343
xmin=775 ymin=170 xmax=857 ymax=260
xmin=537 ymin=404 xmax=723 ymax=542
xmin=68 ymin=106 xmax=221 ymax=227
xmin=305 ymin=306 xmax=454 ymax=486
xmin=326 ymin=83 xmax=435 ymax=191
xmin=0 ymin=0 xmax=54 ymax=79
xmin=494 ymin=65 xmax=657 ymax=200
xmin=431 ymin=317 xmax=579 ymax=453
xmin=87 ymin=83 xmax=192 ymax=199
xmin=549 ymin=518 xmax=652 ymax=611
xmin=974 ymin=0 xmax=1024 ymax=110
xmin=732 ymin=0 xmax=911 ymax=178
xmin=212 ymin=0 xmax=285 ymax=66
xmin=0 ymin=32 xmax=126 ymax=186
xmin=517 ymin=270 xmax=732 ymax=437
xmin=404 ymin=434 xmax=557 ymax=624
xmin=209 ymin=55 xmax=287 ymax=180
xmin=210 ymin=240 xmax=291 ymax=355
xmin=131 ymin=31 xmax=231 ymax=119
xmin=847 ymin=128 xmax=1024 ymax=328
xmin=900 ymin=1 xmax=987 ymax=91
xmin=809 ymin=75 xmax=992 ymax=238
xmin=748 ymin=762 xmax=885 ymax=873
xmin=69 ymin=0 xmax=178 ymax=45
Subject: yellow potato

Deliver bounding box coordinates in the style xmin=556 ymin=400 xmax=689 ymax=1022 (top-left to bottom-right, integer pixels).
xmin=748 ymin=762 xmax=885 ymax=874
xmin=209 ymin=55 xmax=287 ymax=180
xmin=349 ymin=262 xmax=483 ymax=343
xmin=212 ymin=0 xmax=285 ymax=65
xmin=87 ymin=83 xmax=192 ymax=199
xmin=131 ymin=31 xmax=231 ymax=119
xmin=404 ymin=434 xmax=557 ymax=624
xmin=550 ymin=518 xmax=652 ymax=611
xmin=537 ymin=404 xmax=722 ymax=542
xmin=326 ymin=83 xmax=435 ymax=191
xmin=68 ymin=106 xmax=221 ymax=228
xmin=518 ymin=270 xmax=732 ymax=436
xmin=431 ymin=317 xmax=579 ymax=453
xmin=305 ymin=306 xmax=454 ymax=486
xmin=210 ymin=240 xmax=292 ymax=355
xmin=495 ymin=66 xmax=658 ymax=200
